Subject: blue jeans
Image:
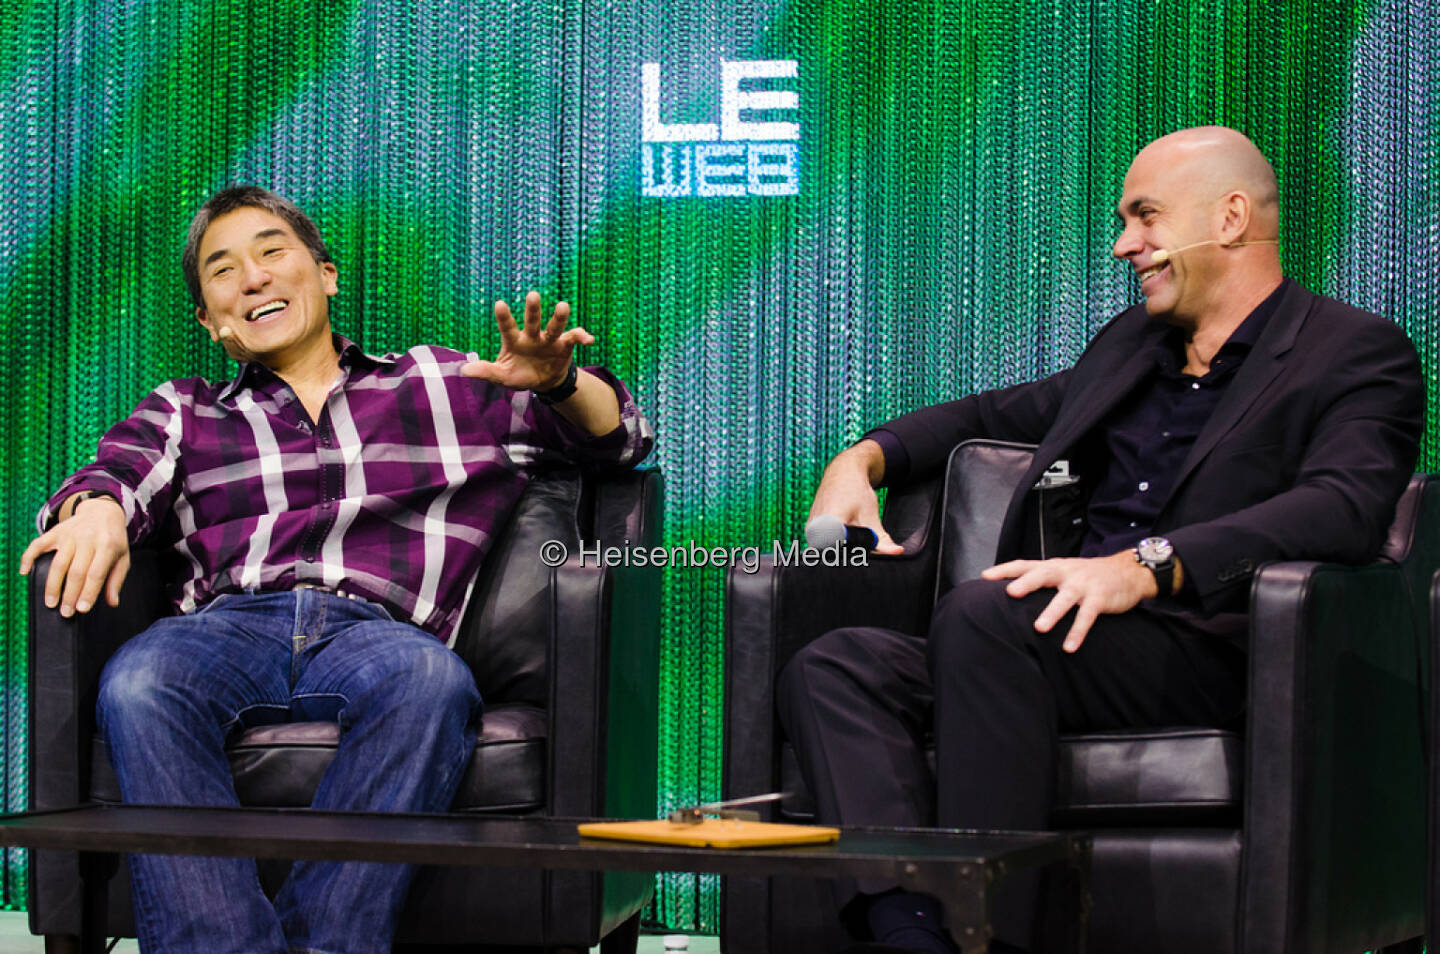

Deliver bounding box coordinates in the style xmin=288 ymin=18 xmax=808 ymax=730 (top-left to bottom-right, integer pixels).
xmin=96 ymin=590 xmax=482 ymax=954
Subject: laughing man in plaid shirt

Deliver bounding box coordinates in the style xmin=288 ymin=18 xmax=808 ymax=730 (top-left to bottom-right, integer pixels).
xmin=18 ymin=187 xmax=654 ymax=954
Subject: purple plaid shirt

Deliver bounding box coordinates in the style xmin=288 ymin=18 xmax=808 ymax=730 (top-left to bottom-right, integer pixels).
xmin=40 ymin=336 xmax=654 ymax=644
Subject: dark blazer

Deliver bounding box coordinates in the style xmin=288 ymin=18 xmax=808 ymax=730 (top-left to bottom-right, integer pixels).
xmin=878 ymin=281 xmax=1425 ymax=617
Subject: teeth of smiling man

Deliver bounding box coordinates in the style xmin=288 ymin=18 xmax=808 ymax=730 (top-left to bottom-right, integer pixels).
xmin=1138 ymin=264 xmax=1166 ymax=281
xmin=247 ymin=300 xmax=289 ymax=322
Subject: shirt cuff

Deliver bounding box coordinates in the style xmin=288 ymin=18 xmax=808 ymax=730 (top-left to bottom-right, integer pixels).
xmin=39 ymin=477 xmax=136 ymax=534
xmin=860 ymin=429 xmax=910 ymax=488
xmin=537 ymin=366 xmax=655 ymax=467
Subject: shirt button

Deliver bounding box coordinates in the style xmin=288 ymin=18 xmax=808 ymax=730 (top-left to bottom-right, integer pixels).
xmin=1129 ymin=521 xmax=1137 ymax=528
xmin=1191 ymin=382 xmax=1200 ymax=390
xmin=1162 ymin=431 xmax=1171 ymax=437
xmin=1139 ymin=481 xmax=1150 ymax=491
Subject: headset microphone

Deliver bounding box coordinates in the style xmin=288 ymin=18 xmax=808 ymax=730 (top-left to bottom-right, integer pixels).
xmin=217 ymin=325 xmax=253 ymax=361
xmin=1151 ymin=238 xmax=1278 ymax=265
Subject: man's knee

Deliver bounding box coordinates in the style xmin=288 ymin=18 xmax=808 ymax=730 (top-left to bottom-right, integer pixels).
xmin=927 ymin=578 xmax=1042 ymax=672
xmin=776 ymin=628 xmax=874 ymax=724
xmin=778 ymin=628 xmax=882 ymax=698
xmin=97 ymin=631 xmax=190 ymax=728
xmin=367 ymin=631 xmax=480 ymax=712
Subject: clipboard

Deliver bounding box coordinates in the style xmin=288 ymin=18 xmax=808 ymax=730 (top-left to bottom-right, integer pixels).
xmin=577 ymin=818 xmax=840 ymax=849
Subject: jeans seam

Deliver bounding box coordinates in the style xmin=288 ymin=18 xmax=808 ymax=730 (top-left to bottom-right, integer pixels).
xmin=431 ymin=701 xmax=481 ymax=811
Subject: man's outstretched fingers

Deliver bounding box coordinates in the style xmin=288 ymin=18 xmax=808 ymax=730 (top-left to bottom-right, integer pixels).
xmin=522 ymin=290 xmax=543 ymax=334
xmin=557 ymin=327 xmax=594 ymax=349
xmin=493 ymin=299 xmax=519 ymax=339
xmin=544 ymin=300 xmax=572 ymax=339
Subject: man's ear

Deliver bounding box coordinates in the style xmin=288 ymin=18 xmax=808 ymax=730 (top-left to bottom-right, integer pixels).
xmin=1218 ymin=190 xmax=1252 ymax=245
xmin=196 ymin=306 xmax=219 ymax=343
xmin=321 ymin=261 xmax=338 ymax=297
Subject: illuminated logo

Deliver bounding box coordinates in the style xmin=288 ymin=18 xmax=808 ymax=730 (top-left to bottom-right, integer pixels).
xmin=641 ymin=60 xmax=800 ymax=198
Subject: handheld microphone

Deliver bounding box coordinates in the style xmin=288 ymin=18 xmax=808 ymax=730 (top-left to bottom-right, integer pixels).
xmin=1152 ymin=238 xmax=1278 ymax=265
xmin=804 ymin=515 xmax=879 ymax=551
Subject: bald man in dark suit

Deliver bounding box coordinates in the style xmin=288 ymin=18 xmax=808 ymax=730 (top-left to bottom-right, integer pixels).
xmin=778 ymin=126 xmax=1425 ymax=954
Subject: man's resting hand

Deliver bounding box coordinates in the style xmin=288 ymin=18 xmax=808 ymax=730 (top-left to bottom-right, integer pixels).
xmin=808 ymin=439 xmax=904 ymax=555
xmin=18 ymin=495 xmax=130 ymax=618
xmin=982 ymin=550 xmax=1181 ymax=653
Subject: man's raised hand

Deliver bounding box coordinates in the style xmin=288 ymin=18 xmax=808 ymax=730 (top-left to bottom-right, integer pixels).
xmin=18 ymin=495 xmax=131 ymax=618
xmin=461 ymin=291 xmax=594 ymax=392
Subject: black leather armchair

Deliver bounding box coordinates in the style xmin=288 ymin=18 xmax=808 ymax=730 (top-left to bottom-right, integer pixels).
xmin=722 ymin=440 xmax=1435 ymax=954
xmin=1428 ymin=569 xmax=1440 ymax=950
xmin=28 ymin=467 xmax=664 ymax=953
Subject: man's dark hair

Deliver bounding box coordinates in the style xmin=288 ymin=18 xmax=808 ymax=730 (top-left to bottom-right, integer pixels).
xmin=181 ymin=186 xmax=333 ymax=309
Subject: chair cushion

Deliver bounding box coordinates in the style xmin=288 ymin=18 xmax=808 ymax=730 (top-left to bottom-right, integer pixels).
xmin=89 ymin=703 xmax=547 ymax=813
xmin=1051 ymin=728 xmax=1242 ymax=824
xmin=779 ymin=727 xmax=1242 ymax=825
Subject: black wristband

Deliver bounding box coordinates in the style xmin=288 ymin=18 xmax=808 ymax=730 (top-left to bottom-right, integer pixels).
xmin=534 ymin=361 xmax=579 ymax=405
xmin=72 ymin=490 xmax=119 ymax=510
xmin=48 ymin=490 xmax=118 ymax=529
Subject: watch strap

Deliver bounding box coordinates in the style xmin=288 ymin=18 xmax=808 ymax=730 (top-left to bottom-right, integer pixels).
xmin=1148 ymin=559 xmax=1176 ymax=597
xmin=534 ymin=361 xmax=579 ymax=406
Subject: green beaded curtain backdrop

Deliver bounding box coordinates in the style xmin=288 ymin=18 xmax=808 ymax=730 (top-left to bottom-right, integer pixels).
xmin=1 ymin=0 xmax=1434 ymax=928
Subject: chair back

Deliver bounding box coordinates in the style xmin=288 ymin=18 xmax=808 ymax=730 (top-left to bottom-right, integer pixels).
xmin=934 ymin=440 xmax=1036 ymax=599
xmin=452 ymin=468 xmax=662 ymax=706
xmin=452 ymin=471 xmax=586 ymax=706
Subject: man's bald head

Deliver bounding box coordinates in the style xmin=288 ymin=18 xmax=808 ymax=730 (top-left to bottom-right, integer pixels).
xmin=1133 ymin=126 xmax=1280 ymax=236
xmin=1113 ymin=126 xmax=1285 ymax=327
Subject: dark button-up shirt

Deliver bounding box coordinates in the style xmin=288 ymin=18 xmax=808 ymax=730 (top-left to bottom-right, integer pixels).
xmin=41 ymin=336 xmax=654 ymax=644
xmin=1080 ymin=280 xmax=1287 ymax=556
xmin=866 ymin=280 xmax=1289 ymax=559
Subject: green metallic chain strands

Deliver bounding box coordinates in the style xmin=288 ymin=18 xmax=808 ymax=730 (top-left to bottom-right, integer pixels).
xmin=1 ymin=0 xmax=1436 ymax=926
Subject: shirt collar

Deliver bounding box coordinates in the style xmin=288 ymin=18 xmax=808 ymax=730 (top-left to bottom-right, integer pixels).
xmin=218 ymin=333 xmax=397 ymax=401
xmin=1157 ymin=277 xmax=1290 ymax=373
xmin=1225 ymin=277 xmax=1289 ymax=351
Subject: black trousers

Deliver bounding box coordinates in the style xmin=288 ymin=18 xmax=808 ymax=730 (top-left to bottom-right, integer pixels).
xmin=775 ymin=578 xmax=1248 ymax=942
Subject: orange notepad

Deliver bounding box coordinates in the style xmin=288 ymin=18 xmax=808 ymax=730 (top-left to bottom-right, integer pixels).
xmin=577 ymin=818 xmax=840 ymax=849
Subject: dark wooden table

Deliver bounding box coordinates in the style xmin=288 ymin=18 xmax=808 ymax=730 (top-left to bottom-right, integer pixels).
xmin=0 ymin=804 xmax=1089 ymax=953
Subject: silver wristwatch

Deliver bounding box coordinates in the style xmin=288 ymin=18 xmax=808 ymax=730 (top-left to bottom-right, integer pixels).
xmin=1135 ymin=536 xmax=1176 ymax=596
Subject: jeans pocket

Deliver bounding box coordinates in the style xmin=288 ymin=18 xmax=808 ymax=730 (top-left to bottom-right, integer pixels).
xmin=196 ymin=593 xmax=232 ymax=614
xmin=364 ymin=599 xmax=398 ymax=623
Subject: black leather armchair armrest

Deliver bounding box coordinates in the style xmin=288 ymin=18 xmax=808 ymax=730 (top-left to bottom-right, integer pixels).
xmin=547 ymin=562 xmax=660 ymax=821
xmin=545 ymin=475 xmax=663 ymax=941
xmin=29 ymin=549 xmax=168 ymax=812
xmin=545 ymin=466 xmax=663 ymax=821
xmin=28 ymin=549 xmax=168 ymax=937
xmin=722 ymin=472 xmax=943 ymax=812
xmin=1242 ymin=557 xmax=1427 ymax=952
xmin=1429 ymin=569 xmax=1440 ymax=950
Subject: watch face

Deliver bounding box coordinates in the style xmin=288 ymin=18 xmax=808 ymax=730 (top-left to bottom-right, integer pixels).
xmin=1137 ymin=537 xmax=1173 ymax=562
